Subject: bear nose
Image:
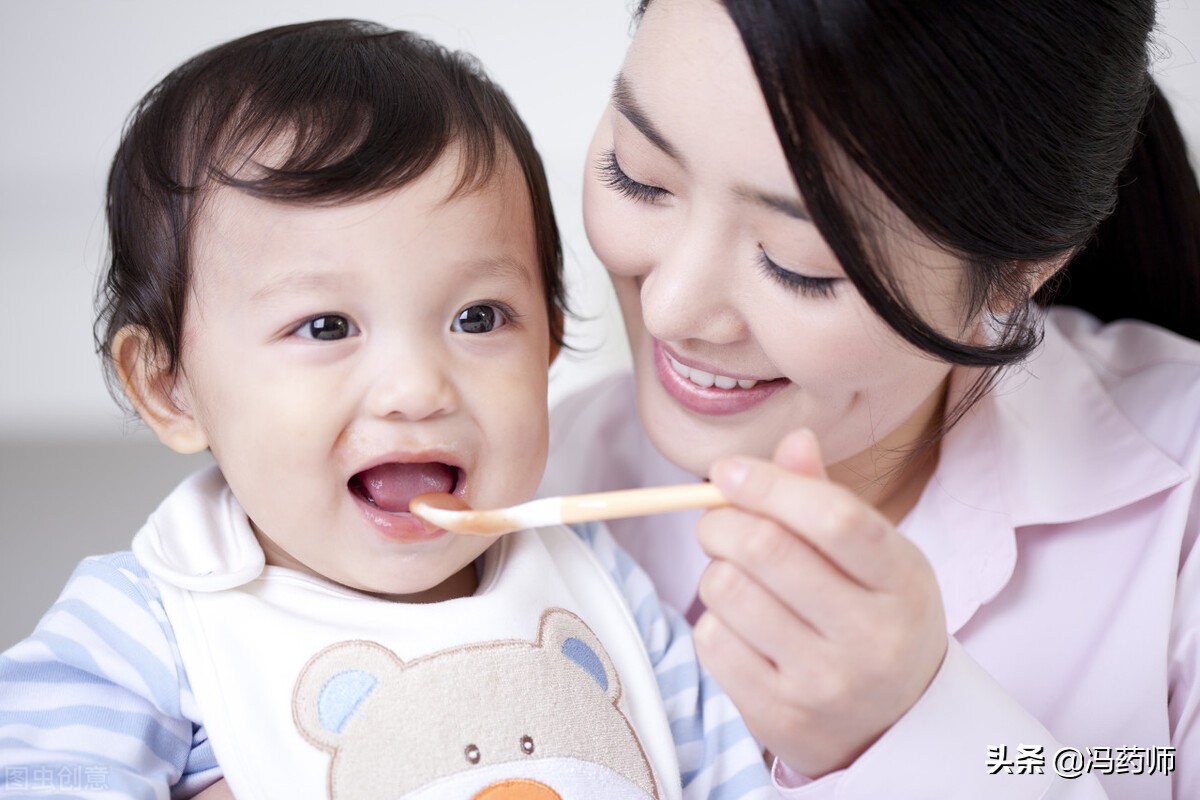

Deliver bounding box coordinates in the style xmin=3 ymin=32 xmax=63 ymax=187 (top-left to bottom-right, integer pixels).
xmin=471 ymin=778 xmax=562 ymax=800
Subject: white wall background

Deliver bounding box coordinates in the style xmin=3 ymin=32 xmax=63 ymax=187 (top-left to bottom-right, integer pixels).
xmin=0 ymin=0 xmax=636 ymax=442
xmin=1 ymin=2 xmax=1198 ymax=648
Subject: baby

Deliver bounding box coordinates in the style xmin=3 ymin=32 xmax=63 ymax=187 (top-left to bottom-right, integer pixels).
xmin=0 ymin=19 xmax=772 ymax=800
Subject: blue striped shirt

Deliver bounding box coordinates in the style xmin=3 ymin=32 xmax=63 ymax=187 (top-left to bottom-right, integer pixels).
xmin=0 ymin=524 xmax=773 ymax=799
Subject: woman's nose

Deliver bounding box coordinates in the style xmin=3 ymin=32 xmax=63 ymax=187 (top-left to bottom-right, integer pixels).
xmin=364 ymin=346 xmax=459 ymax=421
xmin=638 ymin=219 xmax=747 ymax=345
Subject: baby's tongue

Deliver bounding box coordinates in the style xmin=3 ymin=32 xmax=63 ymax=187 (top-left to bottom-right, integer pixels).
xmin=355 ymin=463 xmax=455 ymax=513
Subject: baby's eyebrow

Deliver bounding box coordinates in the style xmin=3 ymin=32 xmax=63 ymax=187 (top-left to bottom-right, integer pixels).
xmin=612 ymin=73 xmax=681 ymax=163
xmin=246 ymin=256 xmax=533 ymax=305
xmin=463 ymin=255 xmax=537 ymax=288
xmin=249 ymin=271 xmax=344 ymax=304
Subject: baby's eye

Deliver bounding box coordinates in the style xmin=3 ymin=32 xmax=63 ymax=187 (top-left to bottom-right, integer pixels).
xmin=294 ymin=314 xmax=358 ymax=341
xmin=451 ymin=304 xmax=511 ymax=335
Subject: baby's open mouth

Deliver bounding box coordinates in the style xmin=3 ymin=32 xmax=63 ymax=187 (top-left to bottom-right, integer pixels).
xmin=348 ymin=463 xmax=461 ymax=513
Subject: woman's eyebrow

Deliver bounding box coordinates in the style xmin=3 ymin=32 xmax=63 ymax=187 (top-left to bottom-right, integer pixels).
xmin=612 ymin=73 xmax=681 ymax=162
xmin=733 ymin=185 xmax=810 ymax=221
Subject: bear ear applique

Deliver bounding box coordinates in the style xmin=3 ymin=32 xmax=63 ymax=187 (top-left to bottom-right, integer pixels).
xmin=536 ymin=608 xmax=622 ymax=705
xmin=292 ymin=640 xmax=403 ymax=751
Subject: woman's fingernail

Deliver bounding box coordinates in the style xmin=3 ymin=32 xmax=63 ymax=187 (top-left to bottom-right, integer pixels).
xmin=714 ymin=458 xmax=750 ymax=491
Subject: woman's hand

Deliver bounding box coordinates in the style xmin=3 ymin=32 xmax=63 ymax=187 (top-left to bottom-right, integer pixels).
xmin=694 ymin=428 xmax=948 ymax=779
xmin=193 ymin=779 xmax=236 ymax=800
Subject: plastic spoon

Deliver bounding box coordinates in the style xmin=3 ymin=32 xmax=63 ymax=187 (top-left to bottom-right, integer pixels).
xmin=410 ymin=483 xmax=729 ymax=536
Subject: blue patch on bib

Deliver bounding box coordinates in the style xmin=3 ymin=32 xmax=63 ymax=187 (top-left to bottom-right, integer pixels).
xmin=562 ymin=636 xmax=607 ymax=692
xmin=319 ymin=670 xmax=378 ymax=734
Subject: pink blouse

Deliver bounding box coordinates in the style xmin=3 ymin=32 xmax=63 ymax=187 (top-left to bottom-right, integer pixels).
xmin=543 ymin=307 xmax=1200 ymax=799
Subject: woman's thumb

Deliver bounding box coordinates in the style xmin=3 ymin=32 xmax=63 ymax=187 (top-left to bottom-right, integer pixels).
xmin=773 ymin=428 xmax=827 ymax=479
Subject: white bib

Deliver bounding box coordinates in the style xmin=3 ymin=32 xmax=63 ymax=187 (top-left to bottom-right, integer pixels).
xmin=133 ymin=467 xmax=682 ymax=800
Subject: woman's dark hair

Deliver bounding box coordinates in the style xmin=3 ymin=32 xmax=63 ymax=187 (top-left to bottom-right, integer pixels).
xmin=638 ymin=0 xmax=1199 ymax=362
xmin=1037 ymin=82 xmax=1200 ymax=340
xmin=96 ymin=19 xmax=566 ymax=395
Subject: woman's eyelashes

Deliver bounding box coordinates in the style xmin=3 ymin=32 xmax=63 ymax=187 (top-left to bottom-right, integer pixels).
xmin=757 ymin=248 xmax=839 ymax=298
xmin=451 ymin=302 xmax=517 ymax=334
xmin=598 ymin=149 xmax=669 ymax=203
xmin=293 ymin=313 xmax=358 ymax=341
xmin=598 ymin=146 xmax=837 ymax=301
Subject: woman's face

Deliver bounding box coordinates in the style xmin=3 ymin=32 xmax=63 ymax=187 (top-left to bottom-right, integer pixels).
xmin=583 ymin=0 xmax=969 ymax=482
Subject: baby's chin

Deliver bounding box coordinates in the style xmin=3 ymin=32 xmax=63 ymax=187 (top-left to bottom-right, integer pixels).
xmin=350 ymin=559 xmax=485 ymax=604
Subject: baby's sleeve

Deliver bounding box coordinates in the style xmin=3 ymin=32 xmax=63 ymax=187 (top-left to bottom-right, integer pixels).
xmin=575 ymin=522 xmax=777 ymax=799
xmin=0 ymin=552 xmax=220 ymax=799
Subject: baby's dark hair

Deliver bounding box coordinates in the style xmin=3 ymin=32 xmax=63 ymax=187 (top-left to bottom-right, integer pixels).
xmin=95 ymin=19 xmax=566 ymax=396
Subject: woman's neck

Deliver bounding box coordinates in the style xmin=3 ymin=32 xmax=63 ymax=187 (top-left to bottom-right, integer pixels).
xmin=827 ymin=377 xmax=948 ymax=526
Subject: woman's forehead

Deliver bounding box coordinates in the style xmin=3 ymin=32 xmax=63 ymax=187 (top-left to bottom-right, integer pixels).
xmin=620 ymin=0 xmax=797 ymax=191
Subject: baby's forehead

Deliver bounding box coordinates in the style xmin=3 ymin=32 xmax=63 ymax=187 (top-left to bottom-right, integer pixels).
xmin=201 ymin=138 xmax=527 ymax=227
xmin=209 ymin=129 xmax=527 ymax=211
xmin=190 ymin=152 xmax=538 ymax=283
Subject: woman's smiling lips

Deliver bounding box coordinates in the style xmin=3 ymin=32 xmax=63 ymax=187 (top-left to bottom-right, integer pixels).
xmin=654 ymin=340 xmax=789 ymax=415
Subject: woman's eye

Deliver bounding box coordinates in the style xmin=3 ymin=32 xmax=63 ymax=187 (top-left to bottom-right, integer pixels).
xmin=294 ymin=314 xmax=357 ymax=340
xmin=757 ymin=248 xmax=840 ymax=299
xmin=452 ymin=304 xmax=511 ymax=334
xmin=597 ymin=149 xmax=670 ymax=203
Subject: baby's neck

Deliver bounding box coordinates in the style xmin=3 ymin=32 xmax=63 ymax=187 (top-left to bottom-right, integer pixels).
xmin=369 ymin=563 xmax=480 ymax=604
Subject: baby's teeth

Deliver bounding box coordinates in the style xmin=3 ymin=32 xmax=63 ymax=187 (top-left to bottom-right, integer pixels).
xmin=714 ymin=375 xmax=738 ymax=390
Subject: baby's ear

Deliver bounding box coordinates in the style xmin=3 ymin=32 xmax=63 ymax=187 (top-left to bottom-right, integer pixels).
xmin=111 ymin=325 xmax=208 ymax=454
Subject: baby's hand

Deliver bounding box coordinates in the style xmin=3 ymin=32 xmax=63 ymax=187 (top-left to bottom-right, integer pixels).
xmin=193 ymin=779 xmax=236 ymax=800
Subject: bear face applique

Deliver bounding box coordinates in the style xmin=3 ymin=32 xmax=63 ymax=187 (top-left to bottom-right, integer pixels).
xmin=293 ymin=608 xmax=660 ymax=799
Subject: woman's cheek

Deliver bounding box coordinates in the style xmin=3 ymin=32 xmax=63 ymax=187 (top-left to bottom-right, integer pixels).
xmin=582 ymin=182 xmax=654 ymax=279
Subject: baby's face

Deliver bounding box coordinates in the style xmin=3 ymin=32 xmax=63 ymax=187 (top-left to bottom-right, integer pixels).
xmin=173 ymin=149 xmax=552 ymax=601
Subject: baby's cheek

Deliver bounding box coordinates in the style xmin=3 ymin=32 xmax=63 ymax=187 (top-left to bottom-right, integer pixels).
xmin=472 ymin=364 xmax=548 ymax=474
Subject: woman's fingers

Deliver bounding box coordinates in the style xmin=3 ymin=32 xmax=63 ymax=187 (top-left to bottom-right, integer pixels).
xmin=771 ymin=427 xmax=828 ymax=480
xmin=709 ymin=451 xmax=904 ymax=592
xmin=692 ymin=608 xmax=784 ymax=727
xmin=697 ymin=507 xmax=864 ymax=640
xmin=696 ymin=551 xmax=825 ymax=663
xmin=694 ymin=427 xmax=950 ymax=776
xmin=693 ymin=605 xmax=873 ymax=776
xmin=192 ymin=780 xmax=237 ymax=800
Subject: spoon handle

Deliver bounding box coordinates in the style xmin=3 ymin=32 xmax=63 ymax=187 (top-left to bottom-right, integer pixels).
xmin=560 ymin=482 xmax=728 ymax=525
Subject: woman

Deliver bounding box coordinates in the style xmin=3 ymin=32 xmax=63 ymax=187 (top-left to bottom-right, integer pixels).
xmin=544 ymin=0 xmax=1200 ymax=797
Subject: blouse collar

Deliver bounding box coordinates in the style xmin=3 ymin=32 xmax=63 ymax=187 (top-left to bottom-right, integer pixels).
xmin=903 ymin=310 xmax=1188 ymax=633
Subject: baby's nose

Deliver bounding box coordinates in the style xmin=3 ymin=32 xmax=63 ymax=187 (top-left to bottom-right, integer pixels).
xmin=364 ymin=349 xmax=458 ymax=421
